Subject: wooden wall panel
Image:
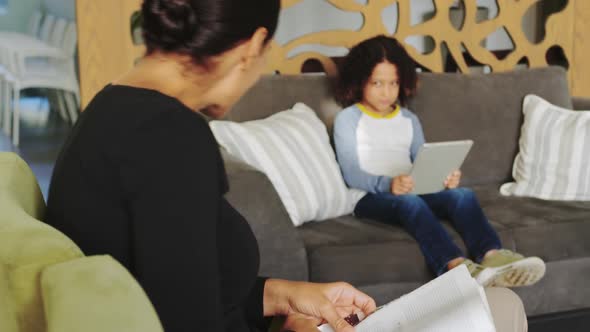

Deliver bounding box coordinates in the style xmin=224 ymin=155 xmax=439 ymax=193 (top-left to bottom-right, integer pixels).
xmin=76 ymin=0 xmax=590 ymax=105
xmin=76 ymin=0 xmax=144 ymax=108
xmin=572 ymin=0 xmax=590 ymax=97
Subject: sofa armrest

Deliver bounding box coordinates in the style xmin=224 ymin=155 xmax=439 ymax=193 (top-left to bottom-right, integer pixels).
xmin=572 ymin=97 xmax=590 ymax=110
xmin=222 ymin=151 xmax=309 ymax=281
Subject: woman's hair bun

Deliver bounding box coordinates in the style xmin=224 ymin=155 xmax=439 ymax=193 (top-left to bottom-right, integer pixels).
xmin=142 ymin=0 xmax=199 ymax=51
xmin=141 ymin=0 xmax=280 ymax=65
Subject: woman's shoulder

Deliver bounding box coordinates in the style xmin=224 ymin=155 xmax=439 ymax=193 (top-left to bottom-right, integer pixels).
xmin=80 ymin=85 xmax=213 ymax=153
xmin=91 ymin=85 xmax=192 ymax=116
xmin=89 ymin=84 xmax=206 ymax=131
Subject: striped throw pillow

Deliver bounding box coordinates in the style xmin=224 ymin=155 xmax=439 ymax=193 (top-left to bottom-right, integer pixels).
xmin=210 ymin=103 xmax=366 ymax=226
xmin=500 ymin=95 xmax=590 ymax=200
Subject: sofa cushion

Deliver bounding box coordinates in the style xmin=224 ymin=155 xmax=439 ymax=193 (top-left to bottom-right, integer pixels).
xmin=473 ymin=184 xmax=590 ymax=262
xmin=298 ymin=214 xmax=497 ymax=285
xmin=299 ymin=184 xmax=590 ymax=286
xmin=500 ymin=95 xmax=590 ymax=200
xmin=512 ymin=258 xmax=590 ymax=316
xmin=212 ymin=103 xmax=364 ymax=226
xmin=407 ymin=67 xmax=572 ymax=186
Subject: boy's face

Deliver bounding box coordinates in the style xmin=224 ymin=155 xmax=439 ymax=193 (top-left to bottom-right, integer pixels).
xmin=361 ymin=61 xmax=400 ymax=115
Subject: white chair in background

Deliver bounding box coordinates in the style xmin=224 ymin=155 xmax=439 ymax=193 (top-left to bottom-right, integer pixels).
xmin=25 ymin=17 xmax=71 ymax=123
xmin=0 ymin=19 xmax=79 ymax=146
xmin=0 ymin=47 xmax=7 ymax=134
xmin=59 ymin=21 xmax=79 ymax=123
xmin=1 ymin=55 xmax=12 ymax=135
xmin=48 ymin=18 xmax=67 ymax=48
xmin=1 ymin=12 xmax=54 ymax=135
xmin=26 ymin=11 xmax=44 ymax=37
xmin=45 ymin=21 xmax=79 ymax=124
xmin=38 ymin=14 xmax=56 ymax=43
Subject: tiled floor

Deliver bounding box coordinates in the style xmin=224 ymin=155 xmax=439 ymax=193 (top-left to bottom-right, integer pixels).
xmin=0 ymin=97 xmax=71 ymax=200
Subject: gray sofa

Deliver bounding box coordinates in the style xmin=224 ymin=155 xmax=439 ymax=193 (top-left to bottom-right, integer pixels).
xmin=221 ymin=67 xmax=590 ymax=326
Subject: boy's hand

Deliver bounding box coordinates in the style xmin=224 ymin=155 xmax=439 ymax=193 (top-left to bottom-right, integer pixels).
xmin=444 ymin=170 xmax=461 ymax=189
xmin=391 ymin=175 xmax=414 ymax=195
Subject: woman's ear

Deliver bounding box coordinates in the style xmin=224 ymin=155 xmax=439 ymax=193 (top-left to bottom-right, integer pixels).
xmin=240 ymin=27 xmax=269 ymax=69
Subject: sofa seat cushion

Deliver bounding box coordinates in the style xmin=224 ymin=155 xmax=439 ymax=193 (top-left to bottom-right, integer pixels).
xmin=299 ymin=184 xmax=590 ymax=286
xmin=513 ymin=257 xmax=590 ymax=316
xmin=298 ymin=215 xmax=468 ymax=285
xmin=473 ymin=184 xmax=590 ymax=262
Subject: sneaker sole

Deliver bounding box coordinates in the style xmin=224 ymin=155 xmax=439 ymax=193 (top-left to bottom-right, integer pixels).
xmin=475 ymin=257 xmax=546 ymax=287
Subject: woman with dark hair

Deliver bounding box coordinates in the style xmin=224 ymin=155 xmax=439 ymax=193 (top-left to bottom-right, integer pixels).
xmin=45 ymin=1 xmax=375 ymax=331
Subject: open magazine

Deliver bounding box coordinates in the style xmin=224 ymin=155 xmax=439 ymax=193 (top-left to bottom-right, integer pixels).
xmin=318 ymin=265 xmax=495 ymax=332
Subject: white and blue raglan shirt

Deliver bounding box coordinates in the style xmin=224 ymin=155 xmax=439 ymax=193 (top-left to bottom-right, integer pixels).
xmin=333 ymin=103 xmax=425 ymax=194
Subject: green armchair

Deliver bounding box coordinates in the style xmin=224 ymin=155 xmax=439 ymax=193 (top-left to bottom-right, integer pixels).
xmin=0 ymin=152 xmax=163 ymax=332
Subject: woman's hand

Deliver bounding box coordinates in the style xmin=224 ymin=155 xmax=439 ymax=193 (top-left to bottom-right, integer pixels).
xmin=391 ymin=175 xmax=414 ymax=195
xmin=444 ymin=170 xmax=461 ymax=189
xmin=281 ymin=313 xmax=323 ymax=332
xmin=264 ymin=279 xmax=376 ymax=332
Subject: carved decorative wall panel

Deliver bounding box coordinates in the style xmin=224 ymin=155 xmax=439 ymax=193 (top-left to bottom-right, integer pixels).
xmin=269 ymin=0 xmax=574 ymax=76
xmin=75 ymin=0 xmax=589 ymax=108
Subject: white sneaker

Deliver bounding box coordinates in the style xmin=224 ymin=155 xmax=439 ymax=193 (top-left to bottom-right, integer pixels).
xmin=476 ymin=250 xmax=546 ymax=287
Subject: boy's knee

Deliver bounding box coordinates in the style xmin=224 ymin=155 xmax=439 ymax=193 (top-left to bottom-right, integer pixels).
xmin=394 ymin=194 xmax=425 ymax=211
xmin=396 ymin=194 xmax=421 ymax=203
xmin=447 ymin=187 xmax=475 ymax=201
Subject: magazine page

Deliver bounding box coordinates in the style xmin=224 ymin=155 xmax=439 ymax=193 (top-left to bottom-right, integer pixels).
xmin=318 ymin=265 xmax=495 ymax=332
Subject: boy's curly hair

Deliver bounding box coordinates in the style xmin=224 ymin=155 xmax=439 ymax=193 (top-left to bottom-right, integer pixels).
xmin=336 ymin=35 xmax=417 ymax=107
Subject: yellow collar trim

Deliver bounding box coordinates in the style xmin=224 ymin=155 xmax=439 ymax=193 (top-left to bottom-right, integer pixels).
xmin=356 ymin=103 xmax=401 ymax=119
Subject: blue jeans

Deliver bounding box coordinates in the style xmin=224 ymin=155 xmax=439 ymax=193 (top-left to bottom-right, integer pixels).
xmin=354 ymin=188 xmax=501 ymax=276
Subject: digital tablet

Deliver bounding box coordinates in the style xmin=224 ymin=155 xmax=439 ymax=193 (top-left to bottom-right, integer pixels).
xmin=410 ymin=140 xmax=473 ymax=195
